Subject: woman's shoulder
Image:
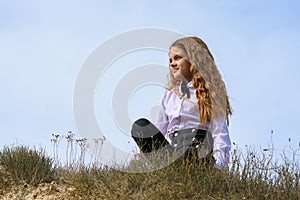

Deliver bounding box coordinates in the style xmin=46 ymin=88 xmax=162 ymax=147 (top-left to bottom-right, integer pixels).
xmin=160 ymin=88 xmax=178 ymax=100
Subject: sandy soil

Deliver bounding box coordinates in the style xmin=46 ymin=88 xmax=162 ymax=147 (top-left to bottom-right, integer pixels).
xmin=1 ymin=181 xmax=76 ymax=200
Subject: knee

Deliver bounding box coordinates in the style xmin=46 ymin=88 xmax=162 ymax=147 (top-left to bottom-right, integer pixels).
xmin=133 ymin=118 xmax=150 ymax=127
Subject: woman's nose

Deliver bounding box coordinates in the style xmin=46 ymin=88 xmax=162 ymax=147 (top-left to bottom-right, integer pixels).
xmin=169 ymin=60 xmax=176 ymax=68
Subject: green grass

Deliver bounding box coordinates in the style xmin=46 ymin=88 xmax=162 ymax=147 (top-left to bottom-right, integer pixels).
xmin=0 ymin=140 xmax=299 ymax=199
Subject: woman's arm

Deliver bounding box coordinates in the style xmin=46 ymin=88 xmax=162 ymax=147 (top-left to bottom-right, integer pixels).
xmin=210 ymin=117 xmax=231 ymax=170
xmin=154 ymin=91 xmax=170 ymax=142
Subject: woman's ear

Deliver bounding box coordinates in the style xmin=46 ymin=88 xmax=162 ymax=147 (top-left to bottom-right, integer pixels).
xmin=189 ymin=64 xmax=193 ymax=73
xmin=189 ymin=65 xmax=197 ymax=75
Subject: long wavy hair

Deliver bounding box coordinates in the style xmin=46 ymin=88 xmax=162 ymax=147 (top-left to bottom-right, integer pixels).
xmin=167 ymin=36 xmax=232 ymax=125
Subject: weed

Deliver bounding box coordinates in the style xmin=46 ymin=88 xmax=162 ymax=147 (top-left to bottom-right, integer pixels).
xmin=0 ymin=145 xmax=54 ymax=186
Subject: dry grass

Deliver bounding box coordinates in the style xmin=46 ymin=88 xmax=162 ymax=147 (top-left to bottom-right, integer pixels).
xmin=0 ymin=145 xmax=54 ymax=186
xmin=0 ymin=136 xmax=299 ymax=199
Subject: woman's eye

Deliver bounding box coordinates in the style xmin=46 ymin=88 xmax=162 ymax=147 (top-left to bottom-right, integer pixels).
xmin=169 ymin=55 xmax=183 ymax=63
xmin=175 ymin=55 xmax=182 ymax=60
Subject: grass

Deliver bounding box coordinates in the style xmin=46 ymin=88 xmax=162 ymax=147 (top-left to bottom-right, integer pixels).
xmin=0 ymin=135 xmax=299 ymax=199
xmin=0 ymin=145 xmax=54 ymax=186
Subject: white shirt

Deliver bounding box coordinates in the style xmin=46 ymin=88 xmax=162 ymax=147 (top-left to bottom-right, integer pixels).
xmin=155 ymin=81 xmax=231 ymax=170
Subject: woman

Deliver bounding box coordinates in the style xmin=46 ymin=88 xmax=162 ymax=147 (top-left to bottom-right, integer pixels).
xmin=131 ymin=36 xmax=232 ymax=170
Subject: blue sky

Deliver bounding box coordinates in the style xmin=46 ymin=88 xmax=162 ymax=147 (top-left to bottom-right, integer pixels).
xmin=1 ymin=0 xmax=300 ymax=164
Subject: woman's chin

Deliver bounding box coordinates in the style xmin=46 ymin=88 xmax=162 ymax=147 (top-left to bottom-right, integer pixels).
xmin=174 ymin=73 xmax=187 ymax=82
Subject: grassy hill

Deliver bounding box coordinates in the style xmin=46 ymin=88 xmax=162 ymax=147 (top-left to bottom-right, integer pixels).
xmin=0 ymin=143 xmax=299 ymax=199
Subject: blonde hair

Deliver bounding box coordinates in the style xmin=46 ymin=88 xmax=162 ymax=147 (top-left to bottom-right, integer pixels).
xmin=167 ymin=36 xmax=232 ymax=125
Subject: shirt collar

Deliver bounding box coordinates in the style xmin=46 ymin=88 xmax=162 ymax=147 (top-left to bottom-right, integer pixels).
xmin=187 ymin=81 xmax=193 ymax=88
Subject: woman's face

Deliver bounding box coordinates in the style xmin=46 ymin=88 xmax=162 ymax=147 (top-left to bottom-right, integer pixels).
xmin=169 ymin=46 xmax=192 ymax=82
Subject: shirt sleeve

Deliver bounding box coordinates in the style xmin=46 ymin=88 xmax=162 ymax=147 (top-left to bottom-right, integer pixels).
xmin=209 ymin=117 xmax=231 ymax=170
xmin=154 ymin=91 xmax=169 ymax=139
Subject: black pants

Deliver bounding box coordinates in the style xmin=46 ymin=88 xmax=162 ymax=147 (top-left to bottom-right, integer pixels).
xmin=131 ymin=118 xmax=214 ymax=164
